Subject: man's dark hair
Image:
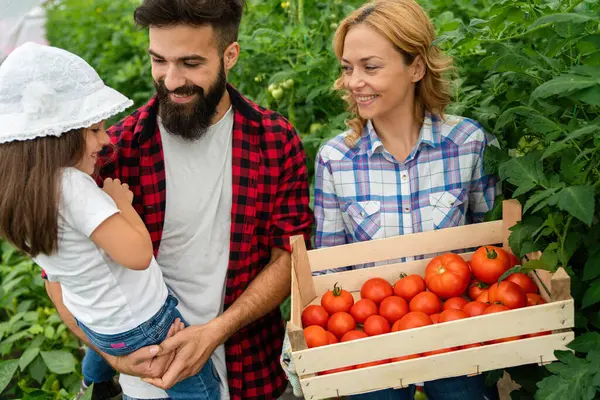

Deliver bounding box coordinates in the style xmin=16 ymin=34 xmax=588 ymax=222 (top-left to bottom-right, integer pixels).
xmin=134 ymin=0 xmax=246 ymax=52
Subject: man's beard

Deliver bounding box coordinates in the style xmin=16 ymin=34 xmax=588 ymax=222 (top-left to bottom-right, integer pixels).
xmin=155 ymin=62 xmax=227 ymax=141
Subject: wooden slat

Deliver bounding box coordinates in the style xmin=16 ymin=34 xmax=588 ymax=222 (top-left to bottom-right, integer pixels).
xmin=312 ymin=252 xmax=475 ymax=295
xmin=551 ymin=268 xmax=571 ymax=301
xmin=308 ymin=221 xmax=503 ymax=271
xmin=292 ymin=299 xmax=574 ymax=375
xmin=290 ymin=263 xmax=303 ymax=330
xmin=502 ymin=200 xmax=522 ymax=251
xmin=300 ymin=332 xmax=574 ymax=400
xmin=291 ymin=235 xmax=316 ymax=308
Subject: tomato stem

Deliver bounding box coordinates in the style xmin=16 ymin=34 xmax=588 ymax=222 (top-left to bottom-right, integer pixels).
xmin=485 ymin=246 xmax=498 ymax=260
xmin=399 ymin=273 xmax=407 ymax=279
xmin=332 ymin=282 xmax=342 ymax=297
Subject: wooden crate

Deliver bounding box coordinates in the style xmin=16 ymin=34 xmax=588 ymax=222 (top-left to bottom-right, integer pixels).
xmin=288 ymin=200 xmax=574 ymax=400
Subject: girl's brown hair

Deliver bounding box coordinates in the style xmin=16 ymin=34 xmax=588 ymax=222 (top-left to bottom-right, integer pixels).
xmin=333 ymin=0 xmax=454 ymax=147
xmin=0 ymin=130 xmax=87 ymax=257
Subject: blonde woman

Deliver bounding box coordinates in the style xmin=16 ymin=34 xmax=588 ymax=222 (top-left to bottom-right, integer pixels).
xmin=313 ymin=0 xmax=500 ymax=398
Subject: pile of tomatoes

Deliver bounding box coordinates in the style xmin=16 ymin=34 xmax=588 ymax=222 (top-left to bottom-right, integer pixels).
xmin=301 ymin=246 xmax=549 ymax=375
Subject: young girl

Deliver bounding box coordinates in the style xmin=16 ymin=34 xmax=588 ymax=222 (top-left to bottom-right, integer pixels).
xmin=0 ymin=42 xmax=220 ymax=400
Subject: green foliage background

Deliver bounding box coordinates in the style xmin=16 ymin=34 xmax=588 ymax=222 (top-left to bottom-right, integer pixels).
xmin=1 ymin=0 xmax=600 ymax=398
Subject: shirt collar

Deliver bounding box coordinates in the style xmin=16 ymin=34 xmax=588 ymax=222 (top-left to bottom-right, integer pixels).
xmin=365 ymin=111 xmax=442 ymax=159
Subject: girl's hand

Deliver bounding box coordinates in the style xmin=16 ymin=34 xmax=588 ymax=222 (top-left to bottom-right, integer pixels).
xmin=102 ymin=178 xmax=134 ymax=205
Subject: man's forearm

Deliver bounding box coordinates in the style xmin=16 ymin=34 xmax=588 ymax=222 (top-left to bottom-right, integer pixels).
xmin=213 ymin=247 xmax=291 ymax=343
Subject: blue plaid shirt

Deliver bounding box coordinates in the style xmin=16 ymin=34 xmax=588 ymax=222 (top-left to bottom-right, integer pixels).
xmin=314 ymin=113 xmax=499 ymax=268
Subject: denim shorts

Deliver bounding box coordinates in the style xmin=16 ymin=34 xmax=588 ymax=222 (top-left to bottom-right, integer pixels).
xmin=77 ymin=295 xmax=220 ymax=399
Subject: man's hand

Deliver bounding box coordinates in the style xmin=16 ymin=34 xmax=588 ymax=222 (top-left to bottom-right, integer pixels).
xmin=142 ymin=321 xmax=226 ymax=390
xmin=108 ymin=319 xmax=184 ymax=379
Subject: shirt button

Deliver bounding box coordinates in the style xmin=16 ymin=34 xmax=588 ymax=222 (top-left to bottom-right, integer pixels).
xmin=401 ymin=174 xmax=408 ymax=181
xmin=404 ymin=207 xmax=410 ymax=213
xmin=360 ymin=211 xmax=365 ymax=217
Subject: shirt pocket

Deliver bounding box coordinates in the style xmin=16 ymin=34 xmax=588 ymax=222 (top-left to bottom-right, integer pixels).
xmin=342 ymin=200 xmax=382 ymax=242
xmin=428 ymin=188 xmax=468 ymax=230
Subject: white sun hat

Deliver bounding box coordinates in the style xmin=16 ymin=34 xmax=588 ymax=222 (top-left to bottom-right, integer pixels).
xmin=0 ymin=42 xmax=133 ymax=144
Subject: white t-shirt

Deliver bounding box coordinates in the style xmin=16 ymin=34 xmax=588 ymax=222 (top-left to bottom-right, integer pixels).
xmin=34 ymin=168 xmax=168 ymax=335
xmin=119 ymin=107 xmax=234 ymax=399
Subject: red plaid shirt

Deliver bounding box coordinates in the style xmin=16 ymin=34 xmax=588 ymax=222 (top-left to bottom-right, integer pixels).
xmin=49 ymin=84 xmax=313 ymax=399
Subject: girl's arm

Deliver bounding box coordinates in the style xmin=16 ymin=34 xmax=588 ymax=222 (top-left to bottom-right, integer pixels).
xmin=89 ymin=178 xmax=153 ymax=270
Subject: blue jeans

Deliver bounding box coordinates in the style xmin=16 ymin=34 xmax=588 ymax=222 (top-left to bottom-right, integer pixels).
xmin=78 ymin=295 xmax=220 ymax=400
xmin=347 ymin=374 xmax=499 ymax=400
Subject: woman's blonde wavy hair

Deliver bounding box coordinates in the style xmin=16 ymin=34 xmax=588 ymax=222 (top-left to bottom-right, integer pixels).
xmin=333 ymin=0 xmax=454 ymax=147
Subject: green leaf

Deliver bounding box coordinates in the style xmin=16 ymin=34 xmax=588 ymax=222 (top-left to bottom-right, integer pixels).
xmin=28 ymin=355 xmax=46 ymax=384
xmin=524 ymin=188 xmax=560 ymax=213
xmin=499 ymin=153 xmax=545 ymax=195
xmin=568 ymin=332 xmax=600 ymax=353
xmin=548 ymin=186 xmax=595 ymax=226
xmin=44 ymin=326 xmax=55 ymax=340
xmin=80 ymin=383 xmax=94 ymax=400
xmin=0 ymin=359 xmax=19 ymax=394
xmin=529 ymin=13 xmax=600 ymax=30
xmin=582 ymin=278 xmax=600 ymax=309
xmin=570 ymin=86 xmax=600 ymax=106
xmin=19 ymin=347 xmax=40 ymax=371
xmin=40 ymin=350 xmax=76 ymax=375
xmin=508 ymin=217 xmax=544 ymax=257
xmin=532 ymin=75 xmax=600 ymax=100
xmin=583 ymin=251 xmax=600 ymax=281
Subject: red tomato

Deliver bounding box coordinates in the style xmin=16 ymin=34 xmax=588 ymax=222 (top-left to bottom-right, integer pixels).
xmin=430 ymin=313 xmax=440 ymax=323
xmin=321 ymin=283 xmax=354 ymax=314
xmin=326 ymin=331 xmax=338 ymax=344
xmin=422 ymin=347 xmax=457 ymax=356
xmin=506 ymin=273 xmax=539 ymax=294
xmin=460 ymin=343 xmax=483 ymax=350
xmin=475 ymin=290 xmax=490 ymax=304
xmin=391 ymin=353 xmax=421 ymax=362
xmin=392 ymin=311 xmax=433 ymax=331
xmin=341 ymin=330 xmax=369 ymax=342
xmin=508 ymin=253 xmax=521 ymax=267
xmin=356 ymin=359 xmax=390 ymax=369
xmin=468 ymin=278 xmax=489 ymax=300
xmin=363 ymin=315 xmax=391 ymax=336
xmin=409 ymin=291 xmax=442 ymax=315
xmin=379 ymin=296 xmax=409 ymax=324
xmin=304 ymin=325 xmax=328 ymax=348
xmin=425 ymin=253 xmax=471 ymax=299
xmin=526 ymin=293 xmax=547 ymax=306
xmin=483 ymin=304 xmax=510 ymax=314
xmin=488 ymin=281 xmax=527 ymax=309
xmin=301 ymin=305 xmax=329 ymax=328
xmin=470 ymin=246 xmax=510 ymax=284
xmin=438 ymin=309 xmax=468 ymax=323
xmin=487 ymin=336 xmax=522 ymax=344
xmin=525 ymin=331 xmax=551 ymax=338
xmin=393 ymin=274 xmax=426 ymax=301
xmin=318 ymin=365 xmax=355 ymax=375
xmin=443 ymin=297 xmax=469 ymax=311
xmin=463 ymin=301 xmax=488 ymax=317
xmin=361 ymin=278 xmax=394 ymax=305
xmin=350 ymin=298 xmax=378 ymax=324
xmin=327 ymin=312 xmax=356 ymax=339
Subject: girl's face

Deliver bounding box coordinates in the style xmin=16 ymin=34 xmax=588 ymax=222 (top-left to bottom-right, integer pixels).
xmin=77 ymin=120 xmax=110 ymax=175
xmin=341 ymin=24 xmax=425 ymax=121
